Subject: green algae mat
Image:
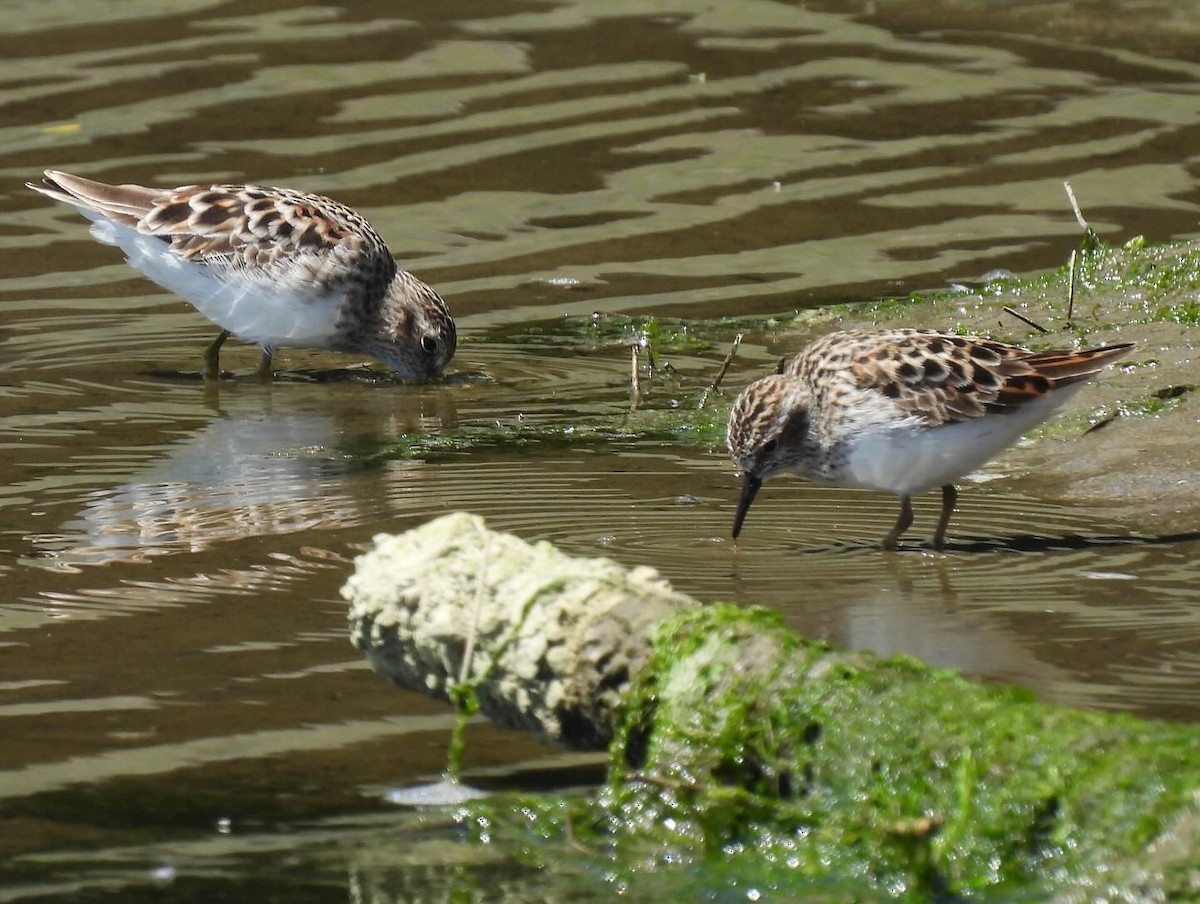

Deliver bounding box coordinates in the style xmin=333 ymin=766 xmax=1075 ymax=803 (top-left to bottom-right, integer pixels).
xmin=346 ymin=513 xmax=1200 ymax=901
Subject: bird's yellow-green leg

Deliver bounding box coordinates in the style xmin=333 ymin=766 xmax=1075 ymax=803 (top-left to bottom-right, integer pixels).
xmin=255 ymin=347 xmax=274 ymax=382
xmin=930 ymin=484 xmax=958 ymax=552
xmin=204 ymin=329 xmax=230 ymax=381
xmin=881 ymin=495 xmax=914 ymax=551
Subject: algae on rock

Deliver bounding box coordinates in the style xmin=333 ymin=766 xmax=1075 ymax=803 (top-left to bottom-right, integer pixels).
xmin=344 ymin=514 xmax=1200 ymax=900
xmin=344 ymin=512 xmax=698 ymax=750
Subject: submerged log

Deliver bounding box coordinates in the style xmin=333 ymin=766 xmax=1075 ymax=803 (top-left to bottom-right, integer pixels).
xmin=343 ymin=514 xmax=1200 ymax=899
xmin=344 ymin=512 xmax=697 ymax=750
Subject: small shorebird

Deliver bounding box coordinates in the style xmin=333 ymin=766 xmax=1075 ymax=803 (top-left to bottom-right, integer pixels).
xmin=28 ymin=170 xmax=456 ymax=380
xmin=727 ymin=328 xmax=1135 ymax=550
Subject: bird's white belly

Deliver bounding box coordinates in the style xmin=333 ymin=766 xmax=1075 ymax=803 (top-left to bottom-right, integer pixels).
xmin=838 ymin=390 xmax=1082 ymax=496
xmin=89 ymin=219 xmax=346 ymax=349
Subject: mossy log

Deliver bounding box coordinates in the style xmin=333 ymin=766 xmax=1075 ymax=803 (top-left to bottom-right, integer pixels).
xmin=343 ymin=514 xmax=1200 ymax=899
xmin=344 ymin=512 xmax=699 ymax=750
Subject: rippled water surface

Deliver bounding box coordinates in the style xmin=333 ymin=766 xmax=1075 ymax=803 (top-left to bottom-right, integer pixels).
xmin=2 ymin=0 xmax=1199 ymax=899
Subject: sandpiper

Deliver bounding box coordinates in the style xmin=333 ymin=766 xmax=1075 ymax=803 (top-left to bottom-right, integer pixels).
xmin=727 ymin=328 xmax=1135 ymax=550
xmin=28 ymin=170 xmax=456 ymax=380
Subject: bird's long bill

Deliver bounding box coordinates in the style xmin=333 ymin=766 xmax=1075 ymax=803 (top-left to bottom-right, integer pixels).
xmin=731 ymin=473 xmax=763 ymax=540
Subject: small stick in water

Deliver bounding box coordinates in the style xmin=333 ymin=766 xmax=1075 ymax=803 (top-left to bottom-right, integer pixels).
xmin=1066 ymin=249 xmax=1078 ymax=326
xmin=698 ymin=333 xmax=743 ymax=409
xmin=1063 ymin=181 xmax=1089 ymax=232
xmin=630 ymin=343 xmax=642 ymax=411
xmin=710 ymin=332 xmax=743 ymax=393
xmin=1002 ymin=306 xmax=1050 ymax=334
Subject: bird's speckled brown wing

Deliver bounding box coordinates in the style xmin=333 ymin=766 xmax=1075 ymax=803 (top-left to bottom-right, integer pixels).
xmin=30 ymin=171 xmax=395 ymax=294
xmin=788 ymin=329 xmax=1134 ymax=425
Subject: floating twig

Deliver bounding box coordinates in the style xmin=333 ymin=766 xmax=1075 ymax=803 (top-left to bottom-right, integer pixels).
xmin=1154 ymin=384 xmax=1195 ymax=400
xmin=1063 ymin=180 xmax=1100 ymax=250
xmin=1001 ymin=306 xmax=1049 ymax=334
xmin=630 ymin=343 xmax=642 ymax=411
xmin=1066 ymin=248 xmax=1078 ymax=326
xmin=1063 ymin=181 xmax=1089 ymax=232
xmin=1083 ymin=410 xmax=1118 ymax=435
xmin=1063 ymin=182 xmax=1099 ymax=325
xmin=637 ymin=327 xmax=658 ymax=373
xmin=697 ymin=333 xmax=742 ymax=409
xmin=711 ymin=332 xmax=742 ymax=392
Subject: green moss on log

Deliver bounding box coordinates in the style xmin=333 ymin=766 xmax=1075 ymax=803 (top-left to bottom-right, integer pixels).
xmin=589 ymin=604 xmax=1200 ymax=898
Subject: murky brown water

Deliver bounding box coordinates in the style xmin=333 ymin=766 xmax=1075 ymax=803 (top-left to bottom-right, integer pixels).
xmin=2 ymin=0 xmax=1199 ymax=899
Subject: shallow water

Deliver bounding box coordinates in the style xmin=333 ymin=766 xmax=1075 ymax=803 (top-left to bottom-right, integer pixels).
xmin=1 ymin=0 xmax=1199 ymax=899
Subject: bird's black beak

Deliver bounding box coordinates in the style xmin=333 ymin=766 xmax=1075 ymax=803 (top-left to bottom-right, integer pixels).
xmin=731 ymin=473 xmax=762 ymax=541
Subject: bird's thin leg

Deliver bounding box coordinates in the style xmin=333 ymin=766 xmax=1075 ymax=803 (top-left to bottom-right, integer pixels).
xmin=203 ymin=330 xmax=230 ymax=381
xmin=881 ymin=495 xmax=913 ymax=551
xmin=254 ymin=347 xmax=274 ymax=382
xmin=931 ymin=484 xmax=958 ymax=551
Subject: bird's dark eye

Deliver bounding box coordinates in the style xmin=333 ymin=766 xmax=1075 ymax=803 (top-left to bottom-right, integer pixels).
xmin=421 ymin=336 xmax=438 ymax=353
xmin=761 ymin=438 xmax=779 ymax=455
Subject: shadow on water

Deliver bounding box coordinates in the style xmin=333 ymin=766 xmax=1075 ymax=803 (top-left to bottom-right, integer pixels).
xmin=0 ymin=0 xmax=1198 ymax=899
xmin=791 ymin=531 xmax=1200 ymax=555
xmin=949 ymin=530 xmax=1200 ymax=554
xmin=144 ymin=365 xmax=493 ymax=384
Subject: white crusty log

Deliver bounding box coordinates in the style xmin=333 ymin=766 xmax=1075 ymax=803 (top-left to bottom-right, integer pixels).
xmin=343 ymin=513 xmax=698 ymax=749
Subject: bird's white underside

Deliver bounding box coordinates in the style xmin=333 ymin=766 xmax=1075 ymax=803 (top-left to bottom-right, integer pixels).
xmin=87 ymin=216 xmax=346 ymax=349
xmin=838 ymin=386 xmax=1085 ymax=496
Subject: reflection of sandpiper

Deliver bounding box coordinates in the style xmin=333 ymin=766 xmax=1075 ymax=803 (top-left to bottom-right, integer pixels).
xmin=728 ymin=329 xmax=1135 ymax=551
xmin=28 ymin=171 xmax=456 ymax=380
xmin=33 ymin=413 xmax=366 ymax=568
